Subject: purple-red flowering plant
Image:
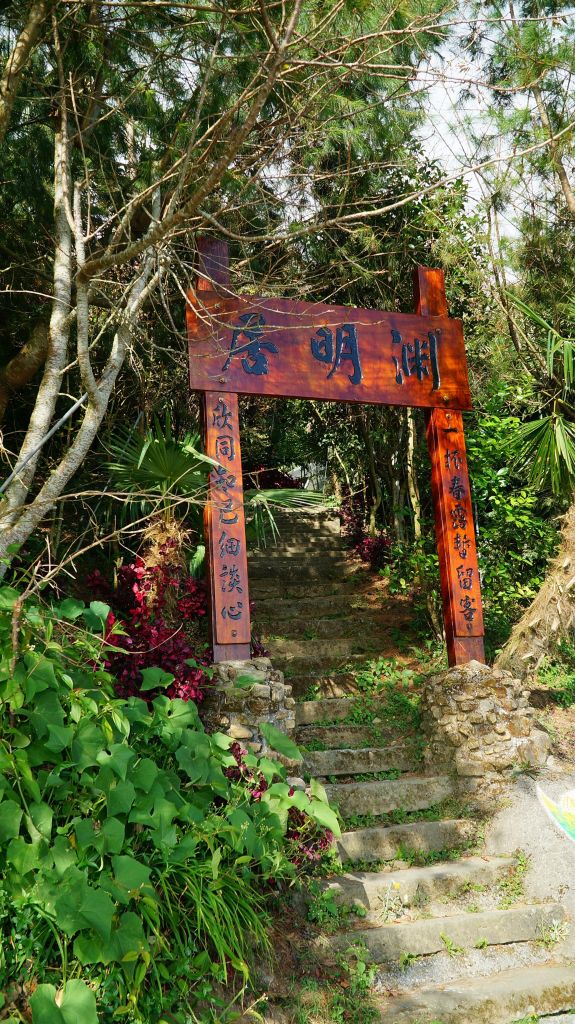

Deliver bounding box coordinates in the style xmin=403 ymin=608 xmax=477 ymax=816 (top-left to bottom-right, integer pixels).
xmin=88 ymin=541 xmax=211 ymax=703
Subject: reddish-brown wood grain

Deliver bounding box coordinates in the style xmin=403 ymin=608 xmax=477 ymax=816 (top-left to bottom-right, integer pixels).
xmin=416 ymin=267 xmax=485 ymax=666
xmin=189 ymin=240 xmax=484 ymax=668
xmin=197 ymin=239 xmax=251 ymax=660
xmin=187 ymin=292 xmax=472 ymax=411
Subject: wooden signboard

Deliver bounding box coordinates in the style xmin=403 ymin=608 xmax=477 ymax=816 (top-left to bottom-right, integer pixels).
xmin=188 ymin=296 xmax=471 ymax=411
xmin=188 ymin=238 xmax=485 ymax=667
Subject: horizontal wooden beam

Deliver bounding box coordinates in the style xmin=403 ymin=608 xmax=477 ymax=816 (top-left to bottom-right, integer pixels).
xmin=188 ymin=293 xmax=472 ymax=411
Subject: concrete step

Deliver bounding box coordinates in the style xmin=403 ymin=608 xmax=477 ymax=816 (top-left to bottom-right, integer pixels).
xmin=324 ymin=774 xmax=454 ymax=818
xmin=322 ymin=856 xmax=514 ymax=913
xmin=267 ymin=637 xmax=358 ymax=661
xmin=303 ymin=745 xmax=419 ymax=778
xmin=297 ymin=697 xmax=390 ymax=726
xmin=337 ymin=819 xmax=476 ymax=864
xmin=314 ymin=903 xmax=566 ymax=964
xmin=290 ymin=672 xmax=383 ymax=699
xmin=269 ymin=515 xmax=341 ymax=532
xmin=259 ymin=611 xmax=402 ymax=641
xmin=249 ymin=579 xmax=362 ymax=599
xmin=253 ymin=593 xmax=385 ymax=621
xmin=272 ymin=650 xmax=391 ymax=680
xmin=374 ymin=962 xmax=575 ymax=1024
xmin=249 ymin=536 xmax=347 ymax=553
xmin=248 ymin=560 xmax=354 ymax=581
xmin=295 ymin=724 xmax=399 ymax=749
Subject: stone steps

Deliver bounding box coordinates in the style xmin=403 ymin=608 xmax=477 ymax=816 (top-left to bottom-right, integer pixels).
xmin=253 ymin=593 xmax=386 ymax=620
xmin=322 ymin=856 xmax=514 ymax=912
xmin=324 ymin=774 xmax=454 ymax=818
xmin=249 ymin=536 xmax=347 ymax=553
xmin=290 ymin=671 xmax=378 ymax=699
xmin=295 ymin=723 xmax=400 ymax=749
xmin=249 ymin=578 xmax=362 ymax=599
xmin=258 ymin=611 xmax=404 ymax=640
xmin=374 ymin=963 xmax=575 ymax=1024
xmin=274 ymin=650 xmax=393 ymax=680
xmin=337 ymin=819 xmax=476 ymax=864
xmin=296 ymin=696 xmax=390 ymax=726
xmin=303 ymin=745 xmax=419 ymax=777
xmin=249 ymin=511 xmax=572 ymax=1024
xmin=314 ymin=903 xmax=566 ymax=963
xmin=269 ymin=515 xmax=341 ymax=533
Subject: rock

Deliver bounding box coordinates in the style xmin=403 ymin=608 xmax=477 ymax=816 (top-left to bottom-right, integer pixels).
xmin=228 ymin=722 xmax=253 ymax=740
xmin=286 ymin=776 xmax=307 ymax=790
xmin=516 ymin=728 xmax=551 ymax=766
xmin=248 ymin=683 xmax=272 ymax=698
xmin=421 ymin=660 xmax=550 ymax=798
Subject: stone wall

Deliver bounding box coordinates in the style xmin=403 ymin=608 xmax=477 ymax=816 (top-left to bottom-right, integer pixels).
xmin=199 ymin=657 xmax=295 ymax=756
xmin=421 ymin=660 xmax=550 ymax=802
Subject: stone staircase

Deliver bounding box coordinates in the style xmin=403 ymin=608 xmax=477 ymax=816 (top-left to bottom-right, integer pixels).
xmin=249 ymin=512 xmax=575 ymax=1024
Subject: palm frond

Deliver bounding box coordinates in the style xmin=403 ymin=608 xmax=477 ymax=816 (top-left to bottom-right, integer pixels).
xmin=516 ymin=414 xmax=575 ymax=495
xmin=507 ymin=291 xmax=575 ymax=388
xmin=244 ymin=489 xmax=335 ymax=548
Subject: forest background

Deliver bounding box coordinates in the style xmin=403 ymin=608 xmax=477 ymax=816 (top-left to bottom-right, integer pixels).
xmin=1 ymin=1 xmax=575 ymax=1021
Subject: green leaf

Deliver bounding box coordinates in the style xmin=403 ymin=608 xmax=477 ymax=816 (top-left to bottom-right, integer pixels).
xmin=97 ymin=743 xmax=136 ymax=780
xmin=89 ymin=600 xmax=110 ymax=623
xmin=130 ymin=758 xmax=158 ymax=792
xmin=112 ymin=854 xmax=151 ymax=891
xmin=57 ymin=598 xmax=85 ymax=620
xmin=140 ymin=667 xmax=175 ymax=691
xmin=310 ymin=777 xmax=329 ymax=805
xmin=71 ymin=721 xmax=105 ymax=770
xmin=260 ymin=723 xmax=302 ymax=761
xmin=7 ymin=836 xmax=43 ymax=876
xmin=79 ymin=886 xmax=115 ymax=940
xmin=211 ymin=847 xmax=222 ymax=880
xmin=0 ymin=587 xmax=20 ymax=610
xmin=308 ymin=800 xmax=341 ymax=838
xmin=30 ymin=984 xmax=63 ymax=1024
xmin=59 ymin=980 xmax=98 ymax=1024
xmin=27 ymin=801 xmax=53 ymax=841
xmin=30 ymin=980 xmax=98 ymax=1024
xmin=0 ymin=800 xmax=23 ymax=843
xmin=100 ymin=816 xmax=125 ymax=854
xmin=107 ymin=780 xmax=136 ymax=816
xmin=45 ymin=724 xmax=74 ymax=753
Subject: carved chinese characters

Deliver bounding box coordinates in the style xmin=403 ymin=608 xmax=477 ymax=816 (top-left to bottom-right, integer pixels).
xmin=427 ymin=409 xmax=484 ymax=638
xmin=391 ymin=328 xmax=441 ymax=390
xmin=205 ymin=393 xmax=250 ymax=647
xmin=190 ymin=240 xmax=485 ymax=668
xmin=188 ymin=295 xmax=471 ymax=410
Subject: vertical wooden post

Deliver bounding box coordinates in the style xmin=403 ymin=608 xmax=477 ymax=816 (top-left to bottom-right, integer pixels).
xmin=414 ymin=266 xmax=485 ymax=666
xmin=191 ymin=237 xmax=251 ymax=662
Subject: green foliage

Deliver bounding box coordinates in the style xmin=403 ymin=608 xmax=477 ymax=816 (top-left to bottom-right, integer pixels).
xmin=105 ymin=416 xmax=331 ymax=555
xmin=497 ymin=851 xmax=530 ymax=910
xmin=336 ymin=943 xmax=377 ymax=996
xmin=0 ymin=586 xmax=337 ymax=1021
xmin=536 ymin=639 xmax=575 ymax=707
xmin=387 ymin=405 xmax=561 ymax=657
xmin=306 ymin=885 xmax=367 ymax=934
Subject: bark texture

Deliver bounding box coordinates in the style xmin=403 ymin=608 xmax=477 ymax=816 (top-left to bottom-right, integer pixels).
xmin=0 ymin=0 xmax=51 ymax=143
xmin=0 ymin=321 xmax=49 ymax=422
xmin=496 ymin=502 xmax=575 ymax=677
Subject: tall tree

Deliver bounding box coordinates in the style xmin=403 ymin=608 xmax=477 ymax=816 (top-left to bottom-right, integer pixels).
xmin=0 ymin=0 xmax=453 ymax=574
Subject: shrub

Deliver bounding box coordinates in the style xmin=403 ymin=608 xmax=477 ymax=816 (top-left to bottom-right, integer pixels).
xmin=87 ymin=546 xmax=210 ymax=703
xmin=0 ymin=585 xmax=339 ymax=1022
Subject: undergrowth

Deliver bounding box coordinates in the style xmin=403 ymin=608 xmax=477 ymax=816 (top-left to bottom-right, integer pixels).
xmin=0 ymin=585 xmax=340 ymax=1023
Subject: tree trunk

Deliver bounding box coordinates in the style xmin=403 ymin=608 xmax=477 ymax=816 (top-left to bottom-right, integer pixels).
xmin=0 ymin=0 xmax=52 ymax=144
xmin=495 ymin=502 xmax=575 ymax=677
xmin=0 ymin=321 xmax=49 ymax=423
